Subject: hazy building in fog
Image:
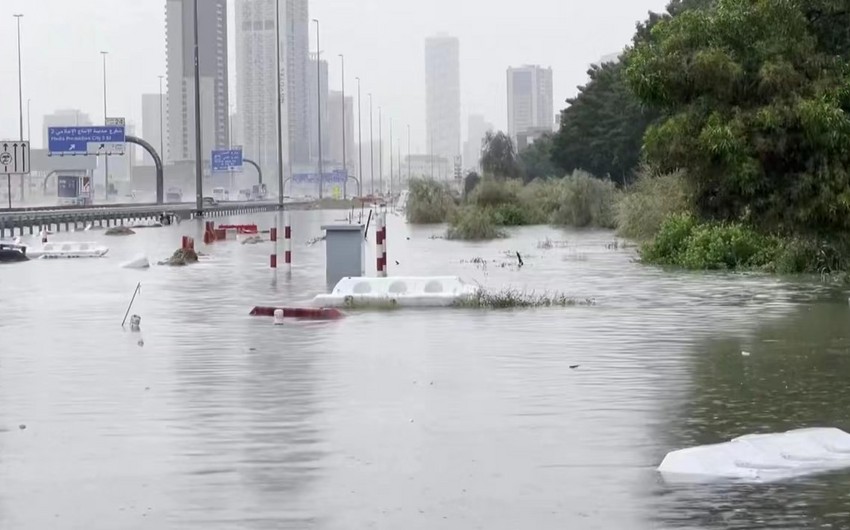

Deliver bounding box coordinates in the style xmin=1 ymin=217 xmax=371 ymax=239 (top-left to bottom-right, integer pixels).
xmin=463 ymin=114 xmax=493 ymax=172
xmin=286 ymin=0 xmax=310 ymax=165
xmin=141 ymin=94 xmax=167 ymax=165
xmin=328 ymin=90 xmax=354 ymax=170
xmin=507 ymin=65 xmax=554 ymax=145
xmin=235 ymin=0 xmax=284 ymax=183
xmin=166 ymin=0 xmax=229 ymax=164
xmin=425 ymin=35 xmax=461 ymax=163
xmin=308 ymin=54 xmax=329 ymax=163
xmin=43 ymin=109 xmax=92 ymax=150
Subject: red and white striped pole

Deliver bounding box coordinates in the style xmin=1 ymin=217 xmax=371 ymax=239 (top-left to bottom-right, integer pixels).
xmin=284 ymin=212 xmax=292 ymax=273
xmin=270 ymin=226 xmax=278 ymax=269
xmin=381 ymin=212 xmax=388 ymax=276
xmin=376 ymin=212 xmax=386 ymax=277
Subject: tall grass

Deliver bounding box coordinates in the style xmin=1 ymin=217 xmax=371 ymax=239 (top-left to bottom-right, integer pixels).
xmin=549 ymin=171 xmax=619 ymax=229
xmin=406 ymin=178 xmax=457 ymax=224
xmin=447 ymin=206 xmax=506 ymax=240
xmin=617 ymin=167 xmax=689 ymax=241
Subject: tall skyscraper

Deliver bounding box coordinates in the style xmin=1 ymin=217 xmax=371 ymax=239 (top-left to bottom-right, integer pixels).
xmin=328 ymin=90 xmax=354 ymax=168
xmin=235 ymin=0 xmax=284 ymax=183
xmin=308 ymin=55 xmax=329 ymax=163
xmin=141 ymin=94 xmax=166 ymax=166
xmin=507 ymin=65 xmax=554 ymax=144
xmin=425 ymin=35 xmax=461 ymax=164
xmin=286 ymin=0 xmax=310 ymax=166
xmin=166 ymin=0 xmax=229 ymax=165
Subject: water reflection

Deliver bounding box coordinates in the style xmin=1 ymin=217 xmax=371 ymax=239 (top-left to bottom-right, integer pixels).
xmin=0 ymin=211 xmax=846 ymax=528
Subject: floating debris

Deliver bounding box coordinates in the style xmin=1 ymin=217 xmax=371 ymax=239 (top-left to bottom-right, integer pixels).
xmin=305 ymin=235 xmax=326 ymax=246
xmin=453 ymin=289 xmax=596 ymax=309
xmin=538 ymin=238 xmax=570 ymax=250
xmin=158 ymin=248 xmax=199 ymax=266
xmin=241 ymin=236 xmax=265 ymax=245
xmin=105 ymin=226 xmax=136 ymax=236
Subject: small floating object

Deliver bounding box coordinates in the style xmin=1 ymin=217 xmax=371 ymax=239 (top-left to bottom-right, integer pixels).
xmin=249 ymin=306 xmax=345 ymax=320
xmin=658 ymin=427 xmax=850 ymax=483
xmin=129 ymin=314 xmax=142 ymax=332
xmin=741 ymin=351 xmax=751 ymax=357
xmin=121 ymin=255 xmax=151 ymax=269
xmin=273 ymin=309 xmax=285 ymax=326
xmin=312 ymin=276 xmax=480 ymax=309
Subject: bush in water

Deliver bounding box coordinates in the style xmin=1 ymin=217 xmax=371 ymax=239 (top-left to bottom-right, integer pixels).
xmin=617 ymin=167 xmax=690 ymax=241
xmin=405 ymin=178 xmax=457 ymax=224
xmin=447 ymin=206 xmax=506 ymax=241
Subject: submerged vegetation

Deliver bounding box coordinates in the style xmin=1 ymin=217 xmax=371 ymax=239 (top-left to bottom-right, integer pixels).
xmin=453 ymin=289 xmax=596 ymax=309
xmin=404 ymin=0 xmax=850 ymax=277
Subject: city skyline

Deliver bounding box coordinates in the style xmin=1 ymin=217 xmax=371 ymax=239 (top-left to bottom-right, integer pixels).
xmin=0 ymin=0 xmax=670 ymax=157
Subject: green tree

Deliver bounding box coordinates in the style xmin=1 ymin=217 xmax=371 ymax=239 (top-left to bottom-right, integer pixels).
xmin=626 ymin=0 xmax=850 ymax=235
xmin=518 ymin=134 xmax=559 ymax=182
xmin=463 ymin=171 xmax=481 ymax=199
xmin=480 ymin=131 xmax=521 ymax=179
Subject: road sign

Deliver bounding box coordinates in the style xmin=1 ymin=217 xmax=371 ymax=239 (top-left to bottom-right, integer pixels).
xmin=48 ymin=126 xmax=126 ymax=156
xmin=0 ymin=141 xmax=30 ymax=175
xmin=57 ymin=175 xmax=80 ymax=198
xmin=105 ymin=117 xmax=125 ymax=127
xmin=211 ymin=149 xmax=243 ymax=172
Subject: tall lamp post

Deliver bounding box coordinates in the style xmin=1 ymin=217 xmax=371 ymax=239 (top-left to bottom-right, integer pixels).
xmin=368 ymin=93 xmax=374 ymax=195
xmin=339 ymin=54 xmax=346 ymax=199
xmin=14 ymin=14 xmax=24 ymax=203
xmin=276 ymin=0 xmax=285 ymax=206
xmin=407 ymin=124 xmax=411 ymax=182
xmin=101 ymin=50 xmax=109 ymax=201
xmin=356 ymin=77 xmax=363 ymax=197
xmin=378 ymin=106 xmax=382 ymax=195
xmin=191 ymin=0 xmax=204 ymax=212
xmin=312 ymin=18 xmax=323 ymax=200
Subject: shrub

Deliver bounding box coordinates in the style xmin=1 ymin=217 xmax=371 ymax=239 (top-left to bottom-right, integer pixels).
xmin=550 ymin=170 xmax=620 ymax=229
xmin=406 ymin=178 xmax=457 ymax=224
xmin=471 ymin=178 xmax=523 ymax=208
xmin=641 ymin=213 xmax=780 ymax=270
xmin=447 ymin=206 xmax=506 ymax=240
xmin=617 ymin=168 xmax=689 ymax=241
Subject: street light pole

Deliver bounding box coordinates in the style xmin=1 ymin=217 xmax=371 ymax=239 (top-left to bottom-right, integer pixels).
xmin=158 ymin=75 xmax=165 ymax=165
xmin=389 ymin=118 xmax=393 ymax=196
xmin=407 ymin=124 xmax=411 ymax=182
xmin=192 ymin=0 xmax=204 ymax=213
xmin=276 ymin=0 xmax=285 ymax=207
xmin=369 ymin=93 xmax=374 ymax=196
xmin=339 ymin=54 xmax=346 ymax=199
xmin=26 ymin=99 xmax=31 ymax=143
xmin=378 ymin=106 xmax=383 ymax=195
xmin=101 ymin=50 xmax=109 ymax=201
xmin=14 ymin=14 xmax=24 ymax=203
xmin=312 ymin=18 xmax=323 ymax=200
xmin=356 ymin=77 xmax=362 ymax=197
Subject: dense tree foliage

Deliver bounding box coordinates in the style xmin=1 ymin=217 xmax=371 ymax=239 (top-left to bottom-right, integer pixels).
xmin=626 ymin=0 xmax=850 ymax=235
xmin=517 ymin=134 xmax=559 ymax=182
xmin=481 ymin=131 xmax=521 ymax=179
xmin=552 ymin=61 xmax=656 ymax=184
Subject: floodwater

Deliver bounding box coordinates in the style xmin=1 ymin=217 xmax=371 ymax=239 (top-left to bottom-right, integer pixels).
xmin=1 ymin=208 xmax=850 ymax=529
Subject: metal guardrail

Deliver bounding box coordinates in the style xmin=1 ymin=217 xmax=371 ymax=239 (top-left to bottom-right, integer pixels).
xmin=2 ymin=200 xmax=279 ymax=214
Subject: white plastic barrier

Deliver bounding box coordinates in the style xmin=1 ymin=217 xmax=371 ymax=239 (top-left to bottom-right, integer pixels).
xmin=121 ymin=255 xmax=151 ymax=269
xmin=312 ymin=276 xmax=479 ymax=309
xmin=659 ymin=427 xmax=850 ymax=483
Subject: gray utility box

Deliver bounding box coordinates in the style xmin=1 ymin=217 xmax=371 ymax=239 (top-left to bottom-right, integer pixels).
xmin=322 ymin=224 xmax=366 ymax=288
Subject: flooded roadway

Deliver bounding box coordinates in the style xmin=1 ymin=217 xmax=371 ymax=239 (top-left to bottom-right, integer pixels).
xmin=1 ymin=209 xmax=849 ymax=529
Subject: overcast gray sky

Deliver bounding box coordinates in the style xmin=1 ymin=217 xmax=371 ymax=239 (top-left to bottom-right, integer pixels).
xmin=0 ymin=0 xmax=668 ymax=152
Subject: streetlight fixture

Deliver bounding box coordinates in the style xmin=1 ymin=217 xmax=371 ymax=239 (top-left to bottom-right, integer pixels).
xmin=356 ymin=77 xmax=363 ymax=197
xmin=192 ymin=0 xmax=204 ymax=213
xmin=339 ymin=54 xmax=346 ymax=199
xmin=14 ymin=14 xmax=24 ymax=203
xmin=312 ymin=18 xmax=323 ymax=200
xmin=101 ymin=50 xmax=109 ymax=201
xmin=369 ymin=93 xmax=374 ymax=195
xmin=276 ymin=0 xmax=285 ymax=206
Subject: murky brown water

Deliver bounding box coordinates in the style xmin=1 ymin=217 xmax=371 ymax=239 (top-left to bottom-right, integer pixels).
xmin=1 ymin=209 xmax=849 ymax=529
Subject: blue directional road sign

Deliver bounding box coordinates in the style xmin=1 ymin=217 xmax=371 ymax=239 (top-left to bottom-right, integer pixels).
xmin=211 ymin=149 xmax=243 ymax=172
xmin=48 ymin=126 xmax=126 ymax=156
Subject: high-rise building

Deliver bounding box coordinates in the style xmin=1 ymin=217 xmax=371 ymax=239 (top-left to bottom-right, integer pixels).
xmin=463 ymin=114 xmax=493 ymax=172
xmin=166 ymin=0 xmax=229 ymax=166
xmin=42 ymin=109 xmax=92 ymax=150
xmin=328 ymin=90 xmax=354 ymax=169
xmin=308 ymin=55 xmax=329 ymax=163
xmin=235 ymin=0 xmax=284 ymax=184
xmin=507 ymin=65 xmax=554 ymax=144
xmin=286 ymin=0 xmax=310 ymax=165
xmin=425 ymin=35 xmax=461 ymax=164
xmin=141 ymin=94 xmax=167 ymax=165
